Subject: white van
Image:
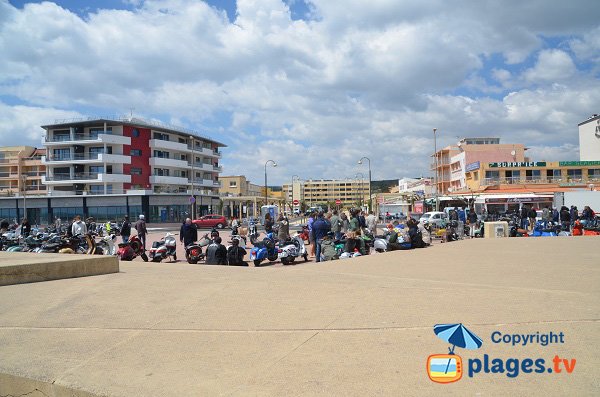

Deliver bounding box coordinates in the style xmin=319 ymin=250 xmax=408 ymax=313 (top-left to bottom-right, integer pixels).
xmin=419 ymin=211 xmax=447 ymax=227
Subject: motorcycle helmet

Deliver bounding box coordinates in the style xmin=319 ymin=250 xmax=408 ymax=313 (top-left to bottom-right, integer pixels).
xmin=59 ymin=248 xmax=75 ymax=254
xmin=373 ymin=239 xmax=387 ymax=252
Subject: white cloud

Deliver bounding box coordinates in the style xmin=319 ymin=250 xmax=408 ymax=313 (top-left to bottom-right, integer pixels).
xmin=523 ymin=50 xmax=577 ymax=83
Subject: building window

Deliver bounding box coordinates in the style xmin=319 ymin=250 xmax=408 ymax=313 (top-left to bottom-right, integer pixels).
xmin=229 ymin=181 xmax=237 ymax=187
xmin=132 ymin=128 xmax=140 ymax=137
xmin=588 ymin=169 xmax=600 ymax=178
xmin=130 ymin=149 xmax=142 ymax=156
xmin=154 ymin=168 xmax=169 ymax=176
xmin=131 ymin=167 xmax=142 ymax=175
xmin=567 ymin=169 xmax=582 ymax=180
xmin=525 ymin=170 xmax=541 ymax=180
xmin=52 ymin=148 xmax=70 ymax=161
xmin=153 ymin=132 xmax=169 ymax=141
xmin=153 ymin=150 xmax=170 ymax=159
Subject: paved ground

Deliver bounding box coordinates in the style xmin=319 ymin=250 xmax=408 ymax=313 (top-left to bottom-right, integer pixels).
xmin=0 ymin=237 xmax=598 ymax=396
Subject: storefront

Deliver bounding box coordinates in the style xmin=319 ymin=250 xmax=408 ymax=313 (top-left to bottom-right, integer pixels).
xmin=474 ymin=194 xmax=554 ymax=217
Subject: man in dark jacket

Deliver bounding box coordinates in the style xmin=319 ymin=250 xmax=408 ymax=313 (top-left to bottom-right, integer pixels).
xmin=311 ymin=212 xmax=331 ymax=262
xmin=179 ymin=218 xmax=198 ymax=247
xmin=467 ymin=208 xmax=478 ymax=237
xmin=520 ymin=206 xmax=529 ymax=230
xmin=527 ymin=207 xmax=537 ymax=232
xmin=120 ymin=215 xmax=131 ymax=243
xmin=559 ymin=206 xmax=571 ymax=230
xmin=205 ymin=236 xmax=227 ymax=265
xmin=227 ymin=238 xmax=248 ymax=266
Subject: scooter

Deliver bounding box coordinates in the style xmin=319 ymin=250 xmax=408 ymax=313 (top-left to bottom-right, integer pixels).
xmin=149 ymin=232 xmax=177 ymax=262
xmin=185 ymin=242 xmax=204 ymax=264
xmin=291 ymin=234 xmax=309 ymax=262
xmin=278 ymin=238 xmax=301 ymax=265
xmin=249 ymin=232 xmax=279 ymax=267
xmin=247 ymin=219 xmax=260 ymax=245
xmin=117 ymin=235 xmax=149 ymax=261
xmin=95 ymin=234 xmax=117 ymax=255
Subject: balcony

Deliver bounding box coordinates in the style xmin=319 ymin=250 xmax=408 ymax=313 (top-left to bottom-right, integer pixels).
xmin=42 ymin=153 xmax=130 ymax=164
xmin=149 ymin=157 xmax=189 ymax=168
xmin=45 ymin=133 xmax=130 ymax=146
xmin=149 ymin=175 xmax=189 ymax=185
xmin=42 ymin=173 xmax=131 ymax=185
xmin=189 ymin=146 xmax=221 ymax=158
xmin=190 ymin=179 xmax=221 ymax=188
xmin=149 ymin=139 xmax=189 ymax=152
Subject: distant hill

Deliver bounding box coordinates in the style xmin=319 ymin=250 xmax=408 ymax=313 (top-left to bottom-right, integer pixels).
xmin=371 ymin=179 xmax=397 ymax=194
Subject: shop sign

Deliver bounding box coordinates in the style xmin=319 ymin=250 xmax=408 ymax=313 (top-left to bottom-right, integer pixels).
xmin=559 ymin=161 xmax=600 ymax=167
xmin=465 ymin=161 xmax=480 ymax=172
xmin=489 ymin=162 xmax=546 ymax=168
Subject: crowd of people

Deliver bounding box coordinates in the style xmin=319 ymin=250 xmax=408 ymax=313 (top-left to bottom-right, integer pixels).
xmin=516 ymin=204 xmax=596 ymax=232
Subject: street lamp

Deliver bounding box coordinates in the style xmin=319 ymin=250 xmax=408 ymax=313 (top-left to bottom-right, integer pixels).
xmin=291 ymin=175 xmax=300 ymax=213
xmin=189 ymin=136 xmax=195 ymax=219
xmin=264 ymin=160 xmax=277 ymax=205
xmin=355 ymin=172 xmax=364 ymax=208
xmin=21 ymin=174 xmax=27 ymax=221
xmin=433 ymin=128 xmax=439 ymax=211
xmin=357 ymin=156 xmax=371 ymax=211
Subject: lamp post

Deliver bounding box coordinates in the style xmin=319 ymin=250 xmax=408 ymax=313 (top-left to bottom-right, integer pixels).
xmin=358 ymin=157 xmax=371 ymax=211
xmin=189 ymin=136 xmax=195 ymax=219
xmin=264 ymin=160 xmax=277 ymax=205
xmin=354 ymin=172 xmax=365 ymax=207
xmin=292 ymin=175 xmax=299 ymax=214
xmin=433 ymin=128 xmax=438 ymax=212
xmin=21 ymin=174 xmax=27 ymax=221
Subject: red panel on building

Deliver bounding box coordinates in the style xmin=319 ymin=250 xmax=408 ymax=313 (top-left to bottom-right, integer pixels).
xmin=122 ymin=125 xmax=151 ymax=190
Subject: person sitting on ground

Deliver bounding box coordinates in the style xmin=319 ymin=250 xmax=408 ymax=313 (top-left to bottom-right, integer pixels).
xmin=214 ymin=236 xmax=228 ymax=265
xmin=386 ymin=224 xmax=402 ymax=251
xmin=227 ymin=238 xmax=248 ymax=266
xmin=319 ymin=231 xmax=338 ymax=261
xmin=0 ymin=218 xmax=9 ymax=234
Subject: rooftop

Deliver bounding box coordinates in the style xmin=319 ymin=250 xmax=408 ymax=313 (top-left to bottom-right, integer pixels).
xmin=41 ymin=116 xmax=227 ymax=147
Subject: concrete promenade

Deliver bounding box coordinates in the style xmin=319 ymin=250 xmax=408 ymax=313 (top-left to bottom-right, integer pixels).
xmin=0 ymin=237 xmax=598 ymax=396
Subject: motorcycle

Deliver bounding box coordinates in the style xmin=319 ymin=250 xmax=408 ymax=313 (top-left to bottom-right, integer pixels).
xmin=148 ymin=232 xmax=177 ymax=262
xmin=250 ymin=232 xmax=279 ymax=267
xmin=117 ymin=235 xmax=148 ymax=261
xmin=185 ymin=242 xmax=204 ymax=264
xmin=95 ymin=234 xmax=118 ymax=255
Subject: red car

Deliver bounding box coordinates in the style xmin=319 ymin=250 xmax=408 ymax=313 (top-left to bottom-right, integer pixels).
xmin=192 ymin=214 xmax=227 ymax=229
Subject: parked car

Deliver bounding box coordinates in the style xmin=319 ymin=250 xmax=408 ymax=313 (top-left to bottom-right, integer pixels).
xmin=419 ymin=211 xmax=448 ymax=227
xmin=193 ymin=215 xmax=227 ymax=229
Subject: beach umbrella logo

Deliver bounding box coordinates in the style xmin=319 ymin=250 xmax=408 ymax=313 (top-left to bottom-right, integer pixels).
xmin=427 ymin=323 xmax=483 ymax=383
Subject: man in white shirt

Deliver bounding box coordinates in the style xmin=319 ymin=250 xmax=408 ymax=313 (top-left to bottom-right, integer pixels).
xmin=71 ymin=215 xmax=87 ymax=236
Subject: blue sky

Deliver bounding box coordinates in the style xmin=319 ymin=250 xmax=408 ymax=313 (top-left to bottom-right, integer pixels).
xmin=1 ymin=0 xmax=599 ymax=184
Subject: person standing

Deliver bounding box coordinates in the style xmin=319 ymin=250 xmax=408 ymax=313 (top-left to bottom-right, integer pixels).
xmin=276 ymin=214 xmax=290 ymax=245
xmin=311 ymin=211 xmax=331 ymax=262
xmin=71 ymin=215 xmax=87 ymax=236
xmin=528 ymin=206 xmax=537 ymax=232
xmin=330 ymin=210 xmax=342 ymax=240
xmin=307 ymin=212 xmax=316 ymax=257
xmin=340 ymin=212 xmax=349 ymax=236
xmin=467 ymin=208 xmax=478 ymax=237
xmin=349 ymin=209 xmax=360 ymax=233
xmin=120 ymin=215 xmax=131 ymax=243
xmin=264 ymin=213 xmax=274 ymax=234
xmin=180 ymin=218 xmax=198 ymax=247
xmin=366 ymin=211 xmax=377 ymax=235
xmin=520 ymin=205 xmax=529 ymax=230
xmin=541 ymin=206 xmax=551 ymax=227
xmin=559 ymin=206 xmax=570 ymax=231
xmin=134 ymin=214 xmax=148 ymax=248
xmin=21 ymin=218 xmax=31 ymax=237
xmin=358 ymin=211 xmax=367 ymax=234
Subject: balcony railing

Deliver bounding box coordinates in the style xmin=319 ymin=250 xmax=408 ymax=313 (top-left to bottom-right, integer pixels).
xmin=47 ymin=132 xmax=112 ymax=142
xmin=47 ymin=153 xmax=102 ymax=161
xmin=481 ymin=177 xmax=594 ymax=185
xmin=45 ymin=173 xmax=99 ymax=181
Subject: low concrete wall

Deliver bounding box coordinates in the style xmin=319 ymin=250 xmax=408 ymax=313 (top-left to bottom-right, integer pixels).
xmin=0 ymin=252 xmax=119 ymax=286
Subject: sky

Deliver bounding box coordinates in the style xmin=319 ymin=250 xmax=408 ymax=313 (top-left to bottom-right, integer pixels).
xmin=1 ymin=0 xmax=599 ymax=185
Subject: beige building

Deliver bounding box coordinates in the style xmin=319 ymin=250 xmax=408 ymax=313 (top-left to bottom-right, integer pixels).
xmin=282 ymin=179 xmax=369 ymax=208
xmin=432 ymin=137 xmax=527 ymax=194
xmin=219 ymin=175 xmax=262 ymax=197
xmin=0 ymin=146 xmax=46 ymax=196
